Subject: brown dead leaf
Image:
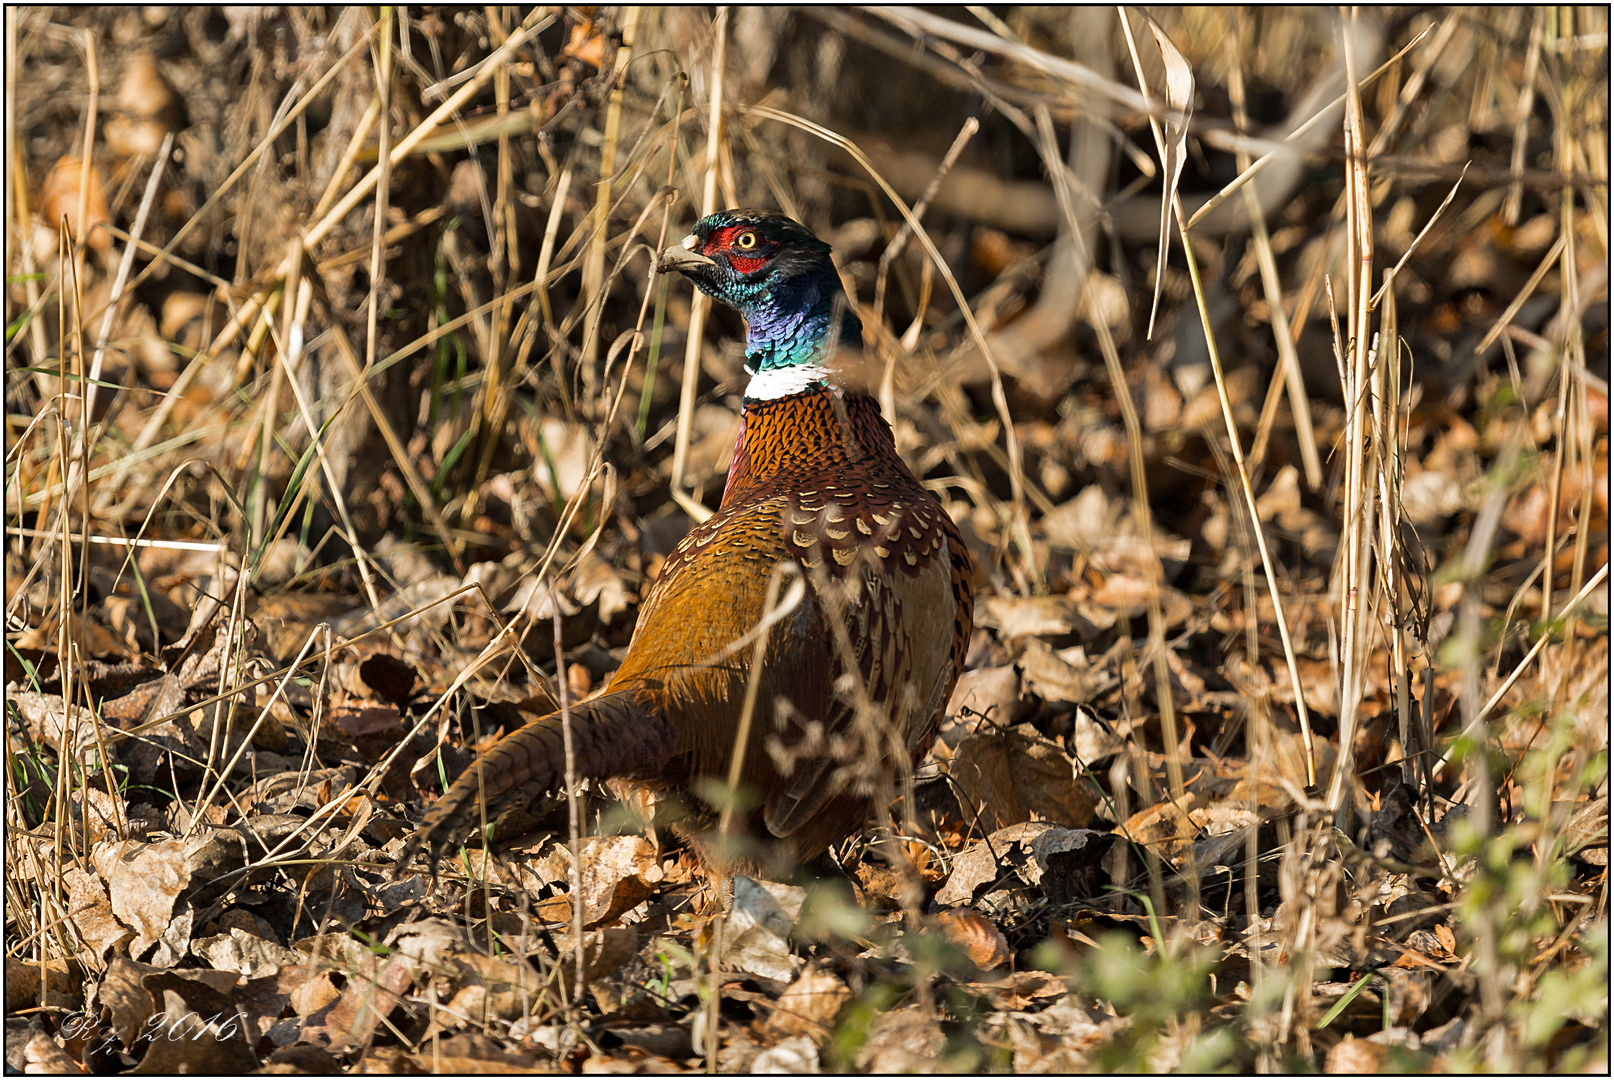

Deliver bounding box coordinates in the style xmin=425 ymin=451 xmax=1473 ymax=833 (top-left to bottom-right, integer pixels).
xmin=1026 ymin=826 xmax=1116 ymax=904
xmin=853 ymin=857 xmax=922 ymax=910
xmin=286 ymin=967 xmax=343 ymax=1018
xmin=752 ymin=1035 xmax=821 ymax=1073
xmin=298 ymin=951 xmax=415 ymax=1053
xmin=133 ymin=971 xmax=262 ymax=1073
xmin=765 ymin=966 xmax=851 ymax=1042
xmin=93 ymin=829 xmax=249 ymax=967
xmin=944 ymin=663 xmax=1026 ymax=729
xmin=1081 ymin=573 xmax=1193 ymax=630
xmin=38 ymin=154 xmax=111 ymax=252
xmin=441 ymin=955 xmax=552 ymax=1030
xmin=10 ymin=691 xmax=103 ymax=765
xmin=1388 ymin=945 xmax=1446 ymax=971
xmin=854 ymin=1006 xmax=947 ymax=1072
xmin=934 ymin=836 xmax=1005 ymax=907
xmin=571 ymin=549 xmax=632 ymax=625
xmin=406 ymin=1032 xmax=540 ymax=1073
xmin=1254 ymin=464 xmax=1302 ymax=520
xmin=982 ymin=593 xmax=1089 ymax=639
xmin=1041 ymin=486 xmax=1119 ymax=554
xmin=25 ymin=1030 xmax=80 ymax=1073
xmin=192 ymin=928 xmax=303 ymax=979
xmin=563 ymin=18 xmax=609 ymax=68
xmin=529 ymin=416 xmax=595 ymax=500
xmin=1119 ymin=799 xmax=1197 ymax=867
xmin=536 ymin=835 xmax=664 ymax=928
xmin=102 ymin=838 xmax=190 ymax=962
xmin=1324 ymin=1035 xmax=1391 ymax=1074
xmin=720 ymin=876 xmax=807 ymax=983
xmin=98 ymin=957 xmax=161 ymax=1048
xmin=1069 ymin=707 xmax=1126 ymax=764
xmin=357 ymin=652 xmax=419 ymax=704
xmin=949 ymin=724 xmax=1097 ymax=832
xmin=963 ymin=969 xmax=1069 ymax=1011
xmin=1144 ymin=364 xmax=1183 ymax=429
xmin=95 ymin=958 xmax=244 ymax=1056
xmin=66 ymin=866 xmax=133 ymax=961
xmin=5 ymin=955 xmax=85 ymax=1013
xmin=1270 ymin=655 xmax=1341 ymax=718
xmin=1017 ymin=638 xmax=1112 ymax=705
xmin=68 ymin=785 xmax=126 ymax=845
xmin=930 ymin=907 xmax=1011 ymax=971
xmin=1402 ymin=467 xmax=1465 ymax=524
xmin=328 ymin=698 xmax=406 ymax=761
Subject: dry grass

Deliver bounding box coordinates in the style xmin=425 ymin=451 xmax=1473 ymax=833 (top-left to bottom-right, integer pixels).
xmin=5 ymin=6 xmax=1607 ymax=1073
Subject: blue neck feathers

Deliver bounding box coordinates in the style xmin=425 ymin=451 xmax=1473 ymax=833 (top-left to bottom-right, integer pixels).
xmin=739 ymin=264 xmax=864 ymax=376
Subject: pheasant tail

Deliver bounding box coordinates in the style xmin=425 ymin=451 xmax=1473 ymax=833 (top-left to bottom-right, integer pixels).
xmin=401 ymin=687 xmax=677 ymax=873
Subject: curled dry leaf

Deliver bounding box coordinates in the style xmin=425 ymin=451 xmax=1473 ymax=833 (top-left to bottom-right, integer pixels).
xmin=930 ymin=907 xmax=1012 ymax=971
xmin=935 ymin=837 xmax=1005 ymax=908
xmin=65 ymin=866 xmax=133 ymax=961
xmin=963 ymin=969 xmax=1069 ymax=1012
xmin=765 ymin=966 xmax=852 ymax=1041
xmin=944 ymin=663 xmax=1026 ymax=729
xmin=102 ymin=838 xmax=190 ymax=961
xmin=1017 ymin=637 xmax=1112 ymax=705
xmin=982 ymin=593 xmax=1090 ymax=638
xmin=1069 ymin=707 xmax=1127 ymax=764
xmin=37 ymin=155 xmax=111 ymax=252
xmin=297 ymin=951 xmax=417 ymax=1054
xmin=537 ymin=834 xmax=664 ymax=928
xmin=721 ymin=876 xmax=807 ymax=983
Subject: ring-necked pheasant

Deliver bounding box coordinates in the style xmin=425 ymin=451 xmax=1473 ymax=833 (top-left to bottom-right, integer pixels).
xmin=404 ymin=209 xmax=974 ymax=874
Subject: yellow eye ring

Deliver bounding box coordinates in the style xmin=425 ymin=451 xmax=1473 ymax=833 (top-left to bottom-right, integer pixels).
xmin=735 ymin=230 xmax=759 ymax=250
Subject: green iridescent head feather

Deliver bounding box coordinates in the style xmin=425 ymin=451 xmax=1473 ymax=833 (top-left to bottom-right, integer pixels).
xmin=657 ymin=210 xmax=863 ymax=390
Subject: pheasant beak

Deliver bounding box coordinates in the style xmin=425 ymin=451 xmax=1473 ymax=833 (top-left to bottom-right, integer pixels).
xmin=656 ymin=233 xmax=716 ymax=275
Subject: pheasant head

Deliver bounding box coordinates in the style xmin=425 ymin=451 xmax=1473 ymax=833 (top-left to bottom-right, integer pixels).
xmin=657 ymin=209 xmax=863 ymax=399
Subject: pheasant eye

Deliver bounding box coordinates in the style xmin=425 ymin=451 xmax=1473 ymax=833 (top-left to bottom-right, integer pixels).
xmin=734 ymin=230 xmax=759 ymax=251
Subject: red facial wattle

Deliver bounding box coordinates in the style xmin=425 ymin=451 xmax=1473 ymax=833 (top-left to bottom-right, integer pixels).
xmin=704 ymin=224 xmax=770 ymax=275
